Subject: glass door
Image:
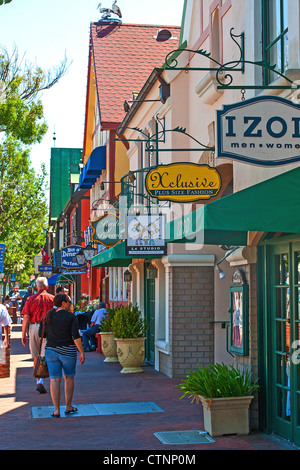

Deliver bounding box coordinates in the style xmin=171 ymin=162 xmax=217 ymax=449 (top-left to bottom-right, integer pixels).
xmin=270 ymin=242 xmax=300 ymax=445
xmin=144 ymin=262 xmax=155 ymax=364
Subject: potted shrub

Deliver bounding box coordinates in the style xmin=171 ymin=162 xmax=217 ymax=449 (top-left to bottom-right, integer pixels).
xmin=178 ymin=362 xmax=259 ymax=437
xmin=111 ymin=304 xmax=149 ymax=374
xmin=99 ymin=307 xmax=118 ymax=362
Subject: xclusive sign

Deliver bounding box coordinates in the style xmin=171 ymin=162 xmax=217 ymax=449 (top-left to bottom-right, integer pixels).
xmin=216 ymin=96 xmax=300 ymax=166
xmin=145 ymin=163 xmax=221 ymax=202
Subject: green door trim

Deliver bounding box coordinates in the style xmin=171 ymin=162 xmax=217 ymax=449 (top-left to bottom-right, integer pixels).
xmin=144 ymin=261 xmax=155 ymax=364
xmin=258 ymin=234 xmax=300 ymax=444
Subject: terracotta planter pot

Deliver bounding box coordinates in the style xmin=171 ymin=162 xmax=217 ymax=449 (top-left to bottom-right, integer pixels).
xmin=99 ymin=332 xmax=118 ymax=362
xmin=199 ymin=395 xmax=254 ymax=437
xmin=115 ymin=337 xmax=146 ymax=373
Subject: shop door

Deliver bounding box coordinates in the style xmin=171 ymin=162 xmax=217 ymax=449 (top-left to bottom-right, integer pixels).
xmin=269 ymin=242 xmax=300 ymax=445
xmin=144 ymin=264 xmax=155 ymax=364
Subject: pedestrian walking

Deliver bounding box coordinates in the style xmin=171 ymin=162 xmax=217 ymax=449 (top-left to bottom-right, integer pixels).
xmin=21 ymin=277 xmax=54 ymax=394
xmin=40 ymin=293 xmax=85 ymax=418
xmin=82 ymin=302 xmax=106 ymax=351
xmin=0 ymin=303 xmax=12 ymax=349
xmin=20 ymin=286 xmax=34 ymax=314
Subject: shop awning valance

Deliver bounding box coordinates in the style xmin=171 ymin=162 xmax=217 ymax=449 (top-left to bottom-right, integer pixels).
xmin=78 ymin=146 xmax=106 ymax=190
xmin=166 ymin=166 xmax=300 ymax=246
xmin=91 ymin=242 xmax=132 ymax=267
xmin=91 ymin=241 xmax=160 ymax=268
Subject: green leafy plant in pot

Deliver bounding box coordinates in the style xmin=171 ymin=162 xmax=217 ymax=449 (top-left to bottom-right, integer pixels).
xmin=111 ymin=304 xmax=149 ymax=373
xmin=99 ymin=307 xmax=118 ymax=362
xmin=178 ymin=362 xmax=259 ymax=437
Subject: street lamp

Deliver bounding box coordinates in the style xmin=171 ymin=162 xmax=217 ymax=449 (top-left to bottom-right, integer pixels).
xmin=76 ymin=249 xmax=86 ymax=266
xmin=82 ymin=244 xmax=96 ymax=261
xmin=76 ymin=245 xmax=96 ymax=302
xmin=124 ymin=269 xmax=132 ymax=282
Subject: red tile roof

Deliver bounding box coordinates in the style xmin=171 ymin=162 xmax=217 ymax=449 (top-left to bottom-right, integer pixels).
xmin=90 ymin=22 xmax=180 ymax=126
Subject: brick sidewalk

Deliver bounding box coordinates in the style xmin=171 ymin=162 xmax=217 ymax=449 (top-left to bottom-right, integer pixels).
xmin=0 ymin=324 xmax=297 ymax=452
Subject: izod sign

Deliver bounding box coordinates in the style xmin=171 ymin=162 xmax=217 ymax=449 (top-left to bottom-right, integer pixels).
xmin=145 ymin=163 xmax=221 ymax=202
xmin=216 ymin=96 xmax=300 ymax=166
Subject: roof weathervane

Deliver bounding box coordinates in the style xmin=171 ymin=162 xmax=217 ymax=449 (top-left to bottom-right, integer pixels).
xmin=98 ymin=1 xmax=122 ymax=23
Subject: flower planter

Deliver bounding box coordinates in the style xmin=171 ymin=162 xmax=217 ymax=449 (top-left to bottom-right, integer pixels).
xmin=199 ymin=395 xmax=254 ymax=437
xmin=100 ymin=332 xmax=118 ymax=362
xmin=115 ymin=337 xmax=146 ymax=373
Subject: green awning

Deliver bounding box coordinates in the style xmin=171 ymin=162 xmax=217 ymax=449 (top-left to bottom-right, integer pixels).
xmin=56 ymin=273 xmax=77 ymax=284
xmin=90 ymin=241 xmax=160 ymax=268
xmin=166 ymin=166 xmax=300 ymax=246
xmin=91 ymin=242 xmax=132 ymax=268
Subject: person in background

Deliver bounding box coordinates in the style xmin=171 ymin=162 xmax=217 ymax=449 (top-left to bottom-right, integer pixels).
xmin=0 ymin=303 xmax=12 ymax=349
xmin=82 ymin=302 xmax=107 ymax=352
xmin=56 ymin=285 xmax=69 ymax=295
xmin=20 ymin=286 xmax=34 ymax=314
xmin=40 ymin=293 xmax=85 ymax=417
xmin=21 ymin=277 xmax=54 ymax=394
xmin=3 ymin=295 xmax=11 ymax=307
xmin=10 ymin=288 xmax=20 ymax=309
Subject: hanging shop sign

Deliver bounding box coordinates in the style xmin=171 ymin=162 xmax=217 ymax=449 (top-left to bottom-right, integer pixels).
xmin=61 ymin=245 xmax=87 ymax=270
xmin=125 ymin=215 xmax=166 ymax=256
xmin=145 ymin=163 xmax=221 ymax=202
xmin=38 ymin=265 xmax=52 ymax=272
xmin=0 ymin=243 xmax=5 ymax=273
xmin=216 ymin=95 xmax=300 ymax=166
xmin=90 ymin=213 xmax=120 ymax=248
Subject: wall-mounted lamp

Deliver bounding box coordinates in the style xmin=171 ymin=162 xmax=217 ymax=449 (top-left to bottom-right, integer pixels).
xmin=76 ymin=249 xmax=86 ymax=266
xmin=82 ymin=244 xmax=96 ymax=261
xmin=216 ymin=264 xmax=226 ymax=279
xmin=100 ymin=181 xmax=121 ymax=191
xmin=76 ymin=244 xmax=95 ymax=265
xmin=124 ymin=269 xmax=132 ymax=282
xmin=146 ymin=264 xmax=157 ymax=280
xmin=128 ymin=171 xmax=136 ymax=183
xmin=216 ymin=246 xmax=239 ymax=280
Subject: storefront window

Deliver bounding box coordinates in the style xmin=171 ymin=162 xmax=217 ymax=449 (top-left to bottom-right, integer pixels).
xmin=262 ymin=0 xmax=288 ymax=85
xmin=109 ymin=267 xmax=128 ymax=302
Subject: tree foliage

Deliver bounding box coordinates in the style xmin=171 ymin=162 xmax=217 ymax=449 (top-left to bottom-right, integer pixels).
xmin=0 ymin=45 xmax=69 ymax=144
xmin=0 ymin=46 xmax=69 ymax=284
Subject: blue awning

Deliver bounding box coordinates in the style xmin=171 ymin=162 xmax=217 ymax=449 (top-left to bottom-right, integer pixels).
xmin=47 ymin=273 xmax=60 ymax=285
xmin=78 ymin=146 xmax=106 ymax=190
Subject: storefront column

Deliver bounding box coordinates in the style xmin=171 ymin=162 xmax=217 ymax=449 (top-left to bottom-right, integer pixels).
xmin=161 ymin=254 xmax=215 ymax=379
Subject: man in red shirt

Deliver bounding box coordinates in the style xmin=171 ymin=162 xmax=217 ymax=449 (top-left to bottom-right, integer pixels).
xmin=22 ymin=277 xmax=54 ymax=393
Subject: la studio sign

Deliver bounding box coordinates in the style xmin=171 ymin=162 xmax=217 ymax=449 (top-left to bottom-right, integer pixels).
xmin=216 ymin=96 xmax=300 ymax=166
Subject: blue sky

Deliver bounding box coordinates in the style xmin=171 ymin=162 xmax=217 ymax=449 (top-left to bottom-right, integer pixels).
xmin=0 ymin=0 xmax=183 ymax=179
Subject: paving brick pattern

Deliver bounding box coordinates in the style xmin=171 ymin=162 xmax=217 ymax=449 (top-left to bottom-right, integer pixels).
xmin=0 ymin=325 xmax=297 ymax=452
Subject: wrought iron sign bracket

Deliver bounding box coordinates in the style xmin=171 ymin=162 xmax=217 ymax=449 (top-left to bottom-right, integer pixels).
xmin=116 ymin=115 xmax=214 ymax=153
xmin=164 ymin=28 xmax=300 ymax=91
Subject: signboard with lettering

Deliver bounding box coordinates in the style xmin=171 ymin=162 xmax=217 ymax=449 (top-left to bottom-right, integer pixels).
xmin=125 ymin=215 xmax=166 ymax=256
xmin=91 ymin=213 xmax=120 ymax=248
xmin=145 ymin=163 xmax=221 ymax=202
xmin=0 ymin=243 xmax=5 ymax=273
xmin=38 ymin=265 xmax=52 ymax=272
xmin=216 ymin=96 xmax=300 ymax=166
xmin=61 ymin=245 xmax=87 ymax=270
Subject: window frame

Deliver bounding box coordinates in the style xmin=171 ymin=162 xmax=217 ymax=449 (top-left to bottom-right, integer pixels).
xmin=262 ymin=0 xmax=288 ymax=85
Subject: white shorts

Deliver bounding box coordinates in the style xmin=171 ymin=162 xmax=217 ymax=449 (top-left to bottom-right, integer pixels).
xmin=29 ymin=323 xmax=46 ymax=358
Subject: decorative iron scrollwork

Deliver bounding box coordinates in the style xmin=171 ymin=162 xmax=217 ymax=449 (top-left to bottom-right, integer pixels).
xmin=164 ymin=28 xmax=300 ymax=91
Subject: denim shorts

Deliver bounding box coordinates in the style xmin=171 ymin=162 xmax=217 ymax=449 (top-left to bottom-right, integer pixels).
xmin=45 ymin=348 xmax=77 ymax=379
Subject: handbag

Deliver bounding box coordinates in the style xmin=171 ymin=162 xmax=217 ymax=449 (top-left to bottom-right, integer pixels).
xmin=32 ymin=322 xmax=49 ymax=378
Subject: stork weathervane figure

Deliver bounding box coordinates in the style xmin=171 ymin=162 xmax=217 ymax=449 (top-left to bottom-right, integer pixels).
xmin=98 ymin=1 xmax=122 ymax=22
